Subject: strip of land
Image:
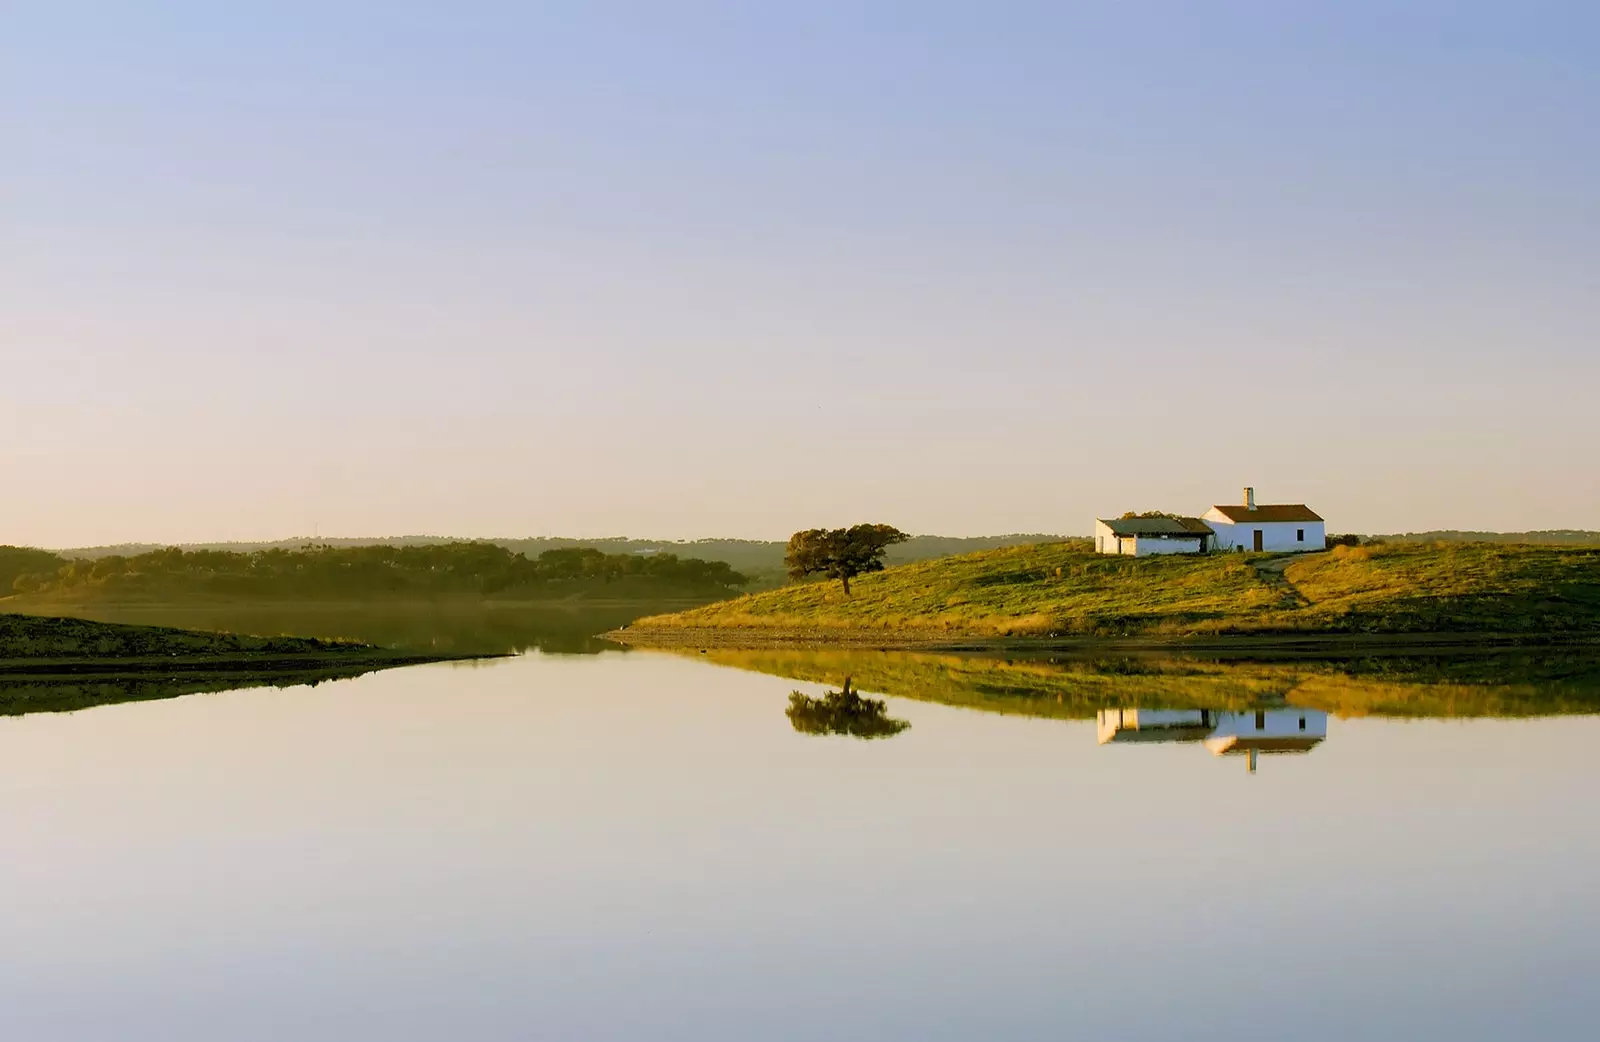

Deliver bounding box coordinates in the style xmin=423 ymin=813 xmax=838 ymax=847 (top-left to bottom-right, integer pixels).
xmin=612 ymin=542 xmax=1600 ymax=649
xmin=0 ymin=612 xmax=488 ymax=681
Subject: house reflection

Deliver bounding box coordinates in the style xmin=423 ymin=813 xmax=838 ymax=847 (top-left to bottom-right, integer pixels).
xmin=1097 ymin=707 xmax=1328 ymax=773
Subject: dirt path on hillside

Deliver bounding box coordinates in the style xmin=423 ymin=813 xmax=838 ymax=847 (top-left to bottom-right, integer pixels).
xmin=1252 ymin=552 xmax=1325 ymax=609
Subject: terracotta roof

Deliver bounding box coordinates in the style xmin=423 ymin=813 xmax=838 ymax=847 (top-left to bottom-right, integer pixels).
xmin=1099 ymin=516 xmax=1215 ymax=537
xmin=1209 ymin=504 xmax=1323 ymax=523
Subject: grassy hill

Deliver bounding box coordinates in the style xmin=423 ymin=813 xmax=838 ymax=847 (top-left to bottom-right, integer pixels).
xmin=623 ymin=541 xmax=1600 ymax=642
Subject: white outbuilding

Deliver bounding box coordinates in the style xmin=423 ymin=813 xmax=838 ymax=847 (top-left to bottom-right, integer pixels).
xmin=1093 ymin=515 xmax=1216 ymax=556
xmin=1202 ymin=488 xmax=1325 ymax=553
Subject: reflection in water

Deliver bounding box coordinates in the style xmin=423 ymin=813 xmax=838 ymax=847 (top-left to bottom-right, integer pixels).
xmin=786 ymin=678 xmax=910 ymax=739
xmin=0 ymin=664 xmax=403 ymax=717
xmin=2 ymin=648 xmax=1597 ymax=1041
xmin=1098 ymin=706 xmax=1329 ymax=773
xmin=691 ymin=647 xmax=1600 ymax=720
xmin=22 ymin=602 xmax=666 ymax=656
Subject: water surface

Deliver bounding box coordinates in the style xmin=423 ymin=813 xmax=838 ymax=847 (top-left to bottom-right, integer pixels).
xmin=1 ymin=640 xmax=1596 ymax=1041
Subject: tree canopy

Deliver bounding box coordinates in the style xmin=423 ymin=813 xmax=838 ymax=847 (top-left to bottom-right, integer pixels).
xmin=784 ymin=524 xmax=909 ymax=594
xmin=2 ymin=542 xmax=748 ymax=599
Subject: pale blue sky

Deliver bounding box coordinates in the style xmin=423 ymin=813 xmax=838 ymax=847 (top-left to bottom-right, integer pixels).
xmin=4 ymin=1 xmax=1597 ymax=546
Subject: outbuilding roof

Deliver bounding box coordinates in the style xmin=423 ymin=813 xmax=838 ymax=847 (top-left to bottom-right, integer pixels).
xmin=1099 ymin=724 xmax=1215 ymax=745
xmin=1209 ymin=504 xmax=1323 ymax=523
xmin=1098 ymin=516 xmax=1215 ymax=537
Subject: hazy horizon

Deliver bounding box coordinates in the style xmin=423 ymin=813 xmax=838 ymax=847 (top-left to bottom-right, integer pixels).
xmin=41 ymin=521 xmax=1600 ymax=556
xmin=7 ymin=2 xmax=1598 ymax=547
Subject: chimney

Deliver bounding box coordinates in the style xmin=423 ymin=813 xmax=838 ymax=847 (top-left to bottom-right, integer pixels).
xmin=1244 ymin=487 xmax=1256 ymax=510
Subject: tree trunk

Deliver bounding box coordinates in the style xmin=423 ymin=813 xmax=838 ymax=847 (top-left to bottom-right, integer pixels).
xmin=841 ymin=574 xmax=851 ymax=596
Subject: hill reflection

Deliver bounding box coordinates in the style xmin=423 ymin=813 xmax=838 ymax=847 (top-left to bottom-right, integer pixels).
xmin=691 ymin=648 xmax=1600 ymax=720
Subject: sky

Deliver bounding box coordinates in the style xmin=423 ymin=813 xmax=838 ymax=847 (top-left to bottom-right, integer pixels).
xmin=4 ymin=1 xmax=1597 ymax=547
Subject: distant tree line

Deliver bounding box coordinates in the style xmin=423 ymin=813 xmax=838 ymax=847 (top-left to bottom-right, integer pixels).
xmin=0 ymin=546 xmax=68 ymax=593
xmin=2 ymin=543 xmax=747 ymax=598
xmin=51 ymin=532 xmax=1073 ymax=579
xmin=1364 ymin=530 xmax=1600 ymax=546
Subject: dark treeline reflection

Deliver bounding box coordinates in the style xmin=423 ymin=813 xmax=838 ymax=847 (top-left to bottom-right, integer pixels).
xmin=0 ymin=665 xmax=397 ymax=718
xmin=39 ymin=603 xmax=652 ymax=656
xmin=787 ymin=678 xmax=910 ymax=739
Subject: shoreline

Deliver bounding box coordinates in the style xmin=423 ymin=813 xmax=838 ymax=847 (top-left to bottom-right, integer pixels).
xmin=0 ymin=612 xmax=504 ymax=681
xmin=605 ymin=627 xmax=1600 ymax=657
xmin=0 ymin=649 xmax=494 ymax=681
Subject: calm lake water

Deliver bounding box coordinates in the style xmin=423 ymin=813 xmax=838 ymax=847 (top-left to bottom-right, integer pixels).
xmin=3 ymin=614 xmax=1599 ymax=1041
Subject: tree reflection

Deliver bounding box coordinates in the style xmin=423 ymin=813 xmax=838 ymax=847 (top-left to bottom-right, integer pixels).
xmin=786 ymin=678 xmax=910 ymax=739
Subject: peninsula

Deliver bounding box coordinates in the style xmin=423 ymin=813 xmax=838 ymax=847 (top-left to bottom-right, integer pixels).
xmin=0 ymin=613 xmax=482 ymax=681
xmin=612 ymin=541 xmax=1600 ymax=649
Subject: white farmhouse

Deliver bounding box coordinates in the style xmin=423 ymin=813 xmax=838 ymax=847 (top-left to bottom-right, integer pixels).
xmin=1202 ymin=488 xmax=1324 ymax=553
xmin=1093 ymin=515 xmax=1215 ymax=557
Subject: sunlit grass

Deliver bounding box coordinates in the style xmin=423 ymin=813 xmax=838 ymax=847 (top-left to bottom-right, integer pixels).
xmin=632 ymin=541 xmax=1600 ymax=637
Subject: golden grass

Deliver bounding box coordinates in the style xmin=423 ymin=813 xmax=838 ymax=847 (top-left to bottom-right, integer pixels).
xmin=631 ymin=541 xmax=1600 ymax=638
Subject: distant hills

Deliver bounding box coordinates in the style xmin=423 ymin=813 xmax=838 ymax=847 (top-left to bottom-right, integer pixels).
xmin=42 ymin=530 xmax=1600 ymax=579
xmin=52 ymin=534 xmax=1072 ymax=580
xmin=47 ymin=530 xmax=1600 ymax=583
xmin=1367 ymin=530 xmax=1600 ymax=546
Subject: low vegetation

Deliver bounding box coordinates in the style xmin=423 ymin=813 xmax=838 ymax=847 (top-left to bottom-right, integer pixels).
xmin=625 ymin=541 xmax=1600 ymax=640
xmin=35 ymin=601 xmax=654 ymax=657
xmin=0 ymin=613 xmax=471 ymax=676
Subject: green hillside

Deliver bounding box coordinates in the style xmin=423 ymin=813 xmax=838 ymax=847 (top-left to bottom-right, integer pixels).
xmin=624 ymin=541 xmax=1600 ymax=641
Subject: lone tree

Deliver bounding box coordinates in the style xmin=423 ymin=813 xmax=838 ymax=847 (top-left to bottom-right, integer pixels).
xmin=785 ymin=523 xmax=909 ymax=595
